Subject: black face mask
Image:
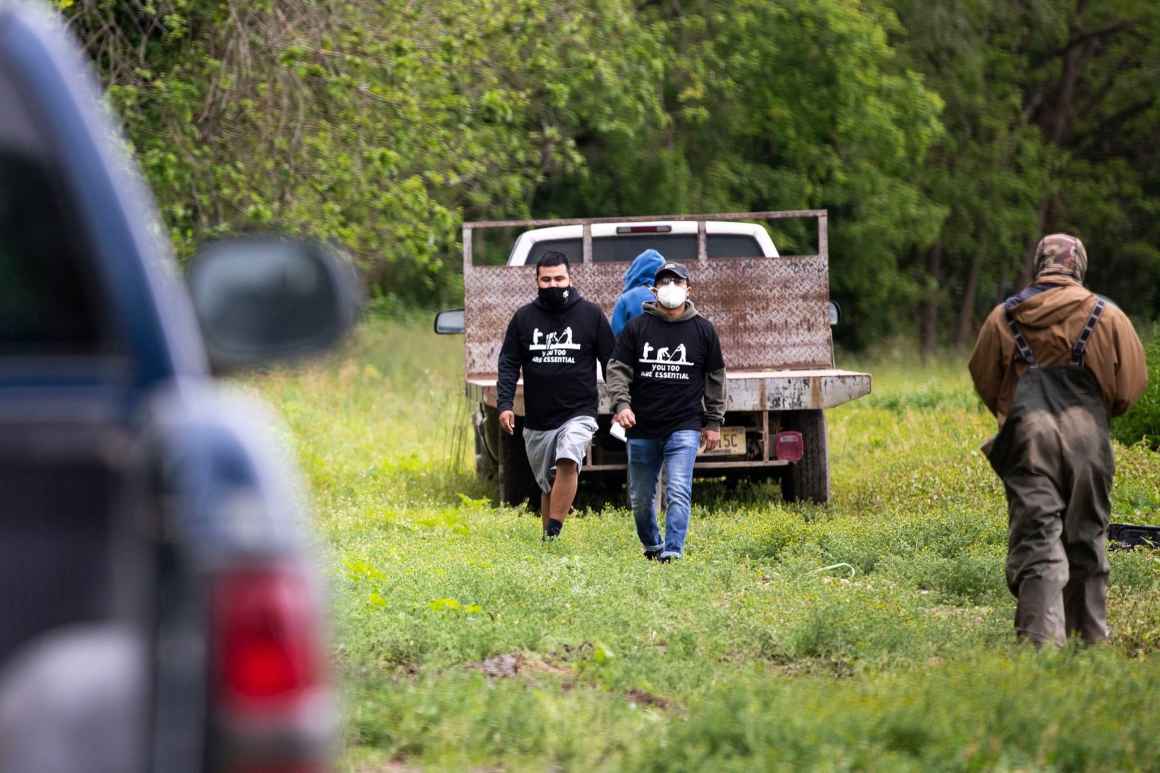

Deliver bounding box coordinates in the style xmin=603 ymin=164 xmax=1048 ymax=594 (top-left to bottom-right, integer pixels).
xmin=538 ymin=285 xmax=571 ymax=309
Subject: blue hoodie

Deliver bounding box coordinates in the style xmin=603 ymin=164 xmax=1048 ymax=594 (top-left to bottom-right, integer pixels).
xmin=611 ymin=249 xmax=666 ymax=336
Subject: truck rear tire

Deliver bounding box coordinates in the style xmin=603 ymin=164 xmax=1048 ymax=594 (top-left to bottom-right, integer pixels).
xmin=498 ymin=418 xmax=538 ymax=510
xmin=475 ymin=405 xmax=499 ymax=482
xmin=780 ymin=410 xmax=830 ymax=504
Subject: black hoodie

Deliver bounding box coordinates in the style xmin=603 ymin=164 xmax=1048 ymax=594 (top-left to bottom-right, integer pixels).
xmin=606 ymin=300 xmax=727 ymax=439
xmin=497 ymin=288 xmax=615 ymax=431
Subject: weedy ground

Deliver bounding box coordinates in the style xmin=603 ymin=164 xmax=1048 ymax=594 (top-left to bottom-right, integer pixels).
xmin=245 ymin=317 xmax=1160 ymax=772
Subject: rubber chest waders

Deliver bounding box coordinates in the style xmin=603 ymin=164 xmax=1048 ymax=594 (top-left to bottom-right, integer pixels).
xmin=985 ymin=286 xmax=1112 ymax=646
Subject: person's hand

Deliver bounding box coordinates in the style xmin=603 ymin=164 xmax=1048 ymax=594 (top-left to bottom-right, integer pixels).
xmin=701 ymin=427 xmax=720 ymax=452
xmin=499 ymin=410 xmax=516 ymax=435
xmin=614 ymin=407 xmax=636 ymax=429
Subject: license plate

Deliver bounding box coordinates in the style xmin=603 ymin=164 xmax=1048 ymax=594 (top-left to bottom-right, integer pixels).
xmin=700 ymin=426 xmax=746 ymax=456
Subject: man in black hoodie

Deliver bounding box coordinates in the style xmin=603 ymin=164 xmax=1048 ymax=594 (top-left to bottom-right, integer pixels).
xmin=497 ymin=251 xmax=615 ymax=540
xmin=607 ymin=262 xmax=727 ymax=562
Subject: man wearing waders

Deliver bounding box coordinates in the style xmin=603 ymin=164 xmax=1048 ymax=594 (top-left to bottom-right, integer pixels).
xmin=969 ymin=234 xmax=1147 ymax=646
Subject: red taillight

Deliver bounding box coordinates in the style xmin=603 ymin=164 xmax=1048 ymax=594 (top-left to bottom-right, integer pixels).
xmin=616 ymin=225 xmax=672 ymax=234
xmin=213 ymin=565 xmax=324 ymax=711
xmin=774 ymin=431 xmax=804 ymax=462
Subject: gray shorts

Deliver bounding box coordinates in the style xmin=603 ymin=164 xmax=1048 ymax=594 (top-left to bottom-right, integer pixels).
xmin=522 ymin=415 xmax=598 ymax=494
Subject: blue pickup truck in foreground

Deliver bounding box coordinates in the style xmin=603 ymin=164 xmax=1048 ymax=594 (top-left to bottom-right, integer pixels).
xmin=0 ymin=3 xmax=357 ymax=770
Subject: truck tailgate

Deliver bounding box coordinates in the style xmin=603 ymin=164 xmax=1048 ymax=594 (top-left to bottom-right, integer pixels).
xmin=467 ymin=368 xmax=870 ymax=413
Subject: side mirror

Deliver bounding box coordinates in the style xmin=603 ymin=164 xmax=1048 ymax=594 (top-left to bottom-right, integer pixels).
xmin=433 ymin=309 xmax=465 ymax=335
xmin=187 ymin=236 xmax=362 ymax=372
xmin=826 ymin=301 xmax=840 ymax=326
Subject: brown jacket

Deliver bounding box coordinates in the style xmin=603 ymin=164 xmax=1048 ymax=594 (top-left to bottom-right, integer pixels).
xmin=969 ymin=274 xmax=1147 ymax=426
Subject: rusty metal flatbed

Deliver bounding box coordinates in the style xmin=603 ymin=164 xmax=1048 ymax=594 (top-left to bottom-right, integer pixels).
xmin=451 ymin=209 xmax=872 ymax=503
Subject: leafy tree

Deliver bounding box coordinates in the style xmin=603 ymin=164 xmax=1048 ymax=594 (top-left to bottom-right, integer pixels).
xmin=539 ymin=0 xmax=947 ymax=346
xmin=891 ymin=0 xmax=1160 ymax=351
xmin=58 ymin=0 xmax=1157 ymax=338
xmin=61 ymin=0 xmax=664 ymax=303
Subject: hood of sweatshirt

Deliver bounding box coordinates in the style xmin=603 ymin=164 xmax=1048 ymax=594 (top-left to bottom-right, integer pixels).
xmin=622 ymin=249 xmax=666 ymax=291
xmin=1011 ymin=274 xmax=1093 ymax=332
xmin=532 ymin=285 xmax=585 ymax=312
xmin=642 ymin=299 xmax=700 ymax=322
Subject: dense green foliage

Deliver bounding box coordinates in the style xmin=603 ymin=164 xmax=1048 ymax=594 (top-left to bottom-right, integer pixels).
xmin=245 ymin=318 xmax=1160 ymax=770
xmin=536 ymin=1 xmax=947 ymax=345
xmin=1113 ymin=330 xmax=1160 ymax=449
xmin=888 ymin=0 xmax=1160 ymax=350
xmin=63 ymin=0 xmax=1158 ymax=341
xmin=61 ymin=0 xmax=665 ymax=301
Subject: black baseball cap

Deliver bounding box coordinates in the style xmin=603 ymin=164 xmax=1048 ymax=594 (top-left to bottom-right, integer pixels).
xmin=655 ymin=262 xmax=689 ymax=282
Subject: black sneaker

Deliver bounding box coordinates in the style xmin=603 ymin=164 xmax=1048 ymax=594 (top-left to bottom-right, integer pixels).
xmin=643 ymin=549 xmax=662 ymax=561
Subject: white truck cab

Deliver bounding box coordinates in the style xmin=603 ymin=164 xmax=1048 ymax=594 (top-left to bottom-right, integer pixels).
xmin=507 ymin=221 xmax=778 ymax=266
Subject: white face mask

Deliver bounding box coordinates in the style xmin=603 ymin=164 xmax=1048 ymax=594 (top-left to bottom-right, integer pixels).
xmin=656 ymin=283 xmax=688 ymax=309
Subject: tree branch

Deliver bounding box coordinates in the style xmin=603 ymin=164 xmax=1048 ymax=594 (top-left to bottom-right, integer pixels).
xmin=1075 ymin=97 xmax=1156 ymax=155
xmin=1034 ymin=19 xmax=1139 ymax=66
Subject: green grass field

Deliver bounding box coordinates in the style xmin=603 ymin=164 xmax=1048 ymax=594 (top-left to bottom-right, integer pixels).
xmin=248 ymin=317 xmax=1160 ymax=771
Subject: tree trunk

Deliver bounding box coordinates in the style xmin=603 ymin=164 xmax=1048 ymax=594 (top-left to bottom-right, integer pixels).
xmin=920 ymin=241 xmax=943 ymax=360
xmin=1019 ymin=196 xmax=1054 ymax=286
xmin=1019 ymin=1 xmax=1093 ymax=286
xmin=955 ymin=253 xmax=980 ymax=349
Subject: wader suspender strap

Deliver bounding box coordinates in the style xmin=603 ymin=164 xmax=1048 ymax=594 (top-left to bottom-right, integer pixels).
xmin=1071 ymin=297 xmax=1106 ymax=367
xmin=1003 ymin=284 xmax=1052 ymax=367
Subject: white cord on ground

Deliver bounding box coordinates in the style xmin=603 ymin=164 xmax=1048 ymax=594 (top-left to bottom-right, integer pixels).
xmin=809 ymin=562 xmax=857 ymax=578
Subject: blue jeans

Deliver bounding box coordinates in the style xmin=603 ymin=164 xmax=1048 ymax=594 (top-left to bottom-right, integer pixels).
xmin=627 ymin=429 xmax=700 ymax=558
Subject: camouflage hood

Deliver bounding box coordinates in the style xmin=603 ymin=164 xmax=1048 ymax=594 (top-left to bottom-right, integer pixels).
xmin=1034 ymin=233 xmax=1088 ymax=283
